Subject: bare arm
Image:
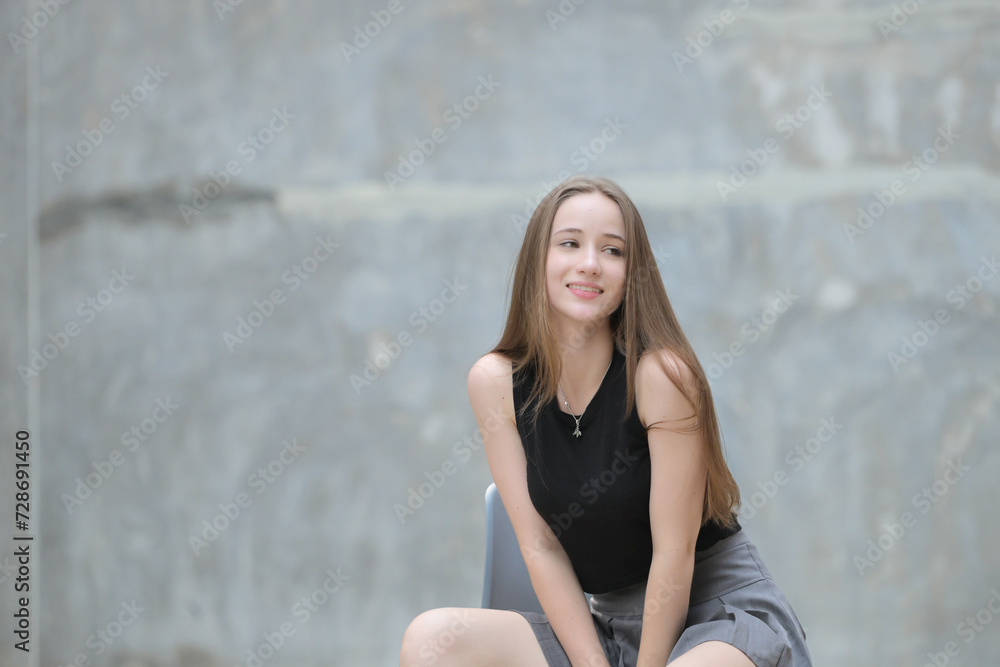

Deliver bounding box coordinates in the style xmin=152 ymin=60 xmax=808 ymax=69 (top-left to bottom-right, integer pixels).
xmin=468 ymin=355 xmax=611 ymax=667
xmin=635 ymin=350 xmax=708 ymax=667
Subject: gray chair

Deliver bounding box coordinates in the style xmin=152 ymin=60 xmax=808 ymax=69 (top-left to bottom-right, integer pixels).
xmin=481 ymin=483 xmax=543 ymax=613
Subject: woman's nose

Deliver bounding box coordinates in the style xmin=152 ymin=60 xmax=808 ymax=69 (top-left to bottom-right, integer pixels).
xmin=577 ymin=245 xmax=601 ymax=273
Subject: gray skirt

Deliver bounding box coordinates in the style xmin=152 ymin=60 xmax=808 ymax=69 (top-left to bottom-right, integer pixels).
xmin=513 ymin=530 xmax=811 ymax=666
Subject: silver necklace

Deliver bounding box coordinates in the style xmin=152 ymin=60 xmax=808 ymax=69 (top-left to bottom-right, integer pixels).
xmin=558 ymin=354 xmax=614 ymax=438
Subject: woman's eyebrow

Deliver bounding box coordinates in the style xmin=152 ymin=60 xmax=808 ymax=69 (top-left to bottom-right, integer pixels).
xmin=553 ymin=227 xmax=626 ymax=243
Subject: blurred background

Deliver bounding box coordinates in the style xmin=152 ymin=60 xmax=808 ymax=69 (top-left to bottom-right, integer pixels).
xmin=2 ymin=1 xmax=999 ymax=665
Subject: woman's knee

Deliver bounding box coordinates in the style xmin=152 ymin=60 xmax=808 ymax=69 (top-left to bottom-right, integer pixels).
xmin=670 ymin=640 xmax=755 ymax=666
xmin=400 ymin=607 xmax=478 ymax=666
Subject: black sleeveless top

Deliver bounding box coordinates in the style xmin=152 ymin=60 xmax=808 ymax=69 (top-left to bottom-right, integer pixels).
xmin=512 ymin=347 xmax=741 ymax=594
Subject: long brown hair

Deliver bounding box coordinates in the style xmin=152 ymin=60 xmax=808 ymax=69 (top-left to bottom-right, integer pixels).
xmin=490 ymin=175 xmax=740 ymax=526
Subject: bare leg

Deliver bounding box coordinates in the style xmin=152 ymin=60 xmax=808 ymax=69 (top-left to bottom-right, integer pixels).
xmin=669 ymin=640 xmax=755 ymax=666
xmin=399 ymin=607 xmax=551 ymax=667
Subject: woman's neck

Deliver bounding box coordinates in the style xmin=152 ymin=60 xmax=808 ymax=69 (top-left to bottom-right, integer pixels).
xmin=552 ymin=319 xmax=616 ymax=408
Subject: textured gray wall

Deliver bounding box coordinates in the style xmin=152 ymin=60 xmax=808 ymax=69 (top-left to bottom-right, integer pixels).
xmin=2 ymin=1 xmax=1000 ymax=666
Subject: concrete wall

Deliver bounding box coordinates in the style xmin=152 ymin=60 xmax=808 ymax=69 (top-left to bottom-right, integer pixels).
xmin=2 ymin=1 xmax=1000 ymax=665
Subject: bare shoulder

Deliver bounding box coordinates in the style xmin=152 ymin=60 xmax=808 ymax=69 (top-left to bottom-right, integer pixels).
xmin=467 ymin=352 xmax=515 ymax=416
xmin=468 ymin=352 xmax=513 ymax=391
xmin=637 ymin=347 xmax=697 ymax=393
xmin=636 ymin=347 xmax=699 ymax=426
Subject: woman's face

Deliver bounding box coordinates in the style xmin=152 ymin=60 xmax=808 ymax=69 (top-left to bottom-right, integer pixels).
xmin=545 ymin=191 xmax=627 ymax=328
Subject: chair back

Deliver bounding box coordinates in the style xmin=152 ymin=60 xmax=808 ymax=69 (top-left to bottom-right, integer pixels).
xmin=481 ymin=483 xmax=543 ymax=613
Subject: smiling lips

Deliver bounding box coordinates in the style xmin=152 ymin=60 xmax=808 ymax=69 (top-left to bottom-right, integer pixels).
xmin=567 ymin=283 xmax=603 ymax=299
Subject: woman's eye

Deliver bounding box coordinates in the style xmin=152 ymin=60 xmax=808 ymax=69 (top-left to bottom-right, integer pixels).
xmin=604 ymin=246 xmax=623 ymax=256
xmin=559 ymin=240 xmax=578 ymax=248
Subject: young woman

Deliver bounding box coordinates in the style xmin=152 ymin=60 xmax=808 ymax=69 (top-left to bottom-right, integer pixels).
xmin=399 ymin=176 xmax=811 ymax=666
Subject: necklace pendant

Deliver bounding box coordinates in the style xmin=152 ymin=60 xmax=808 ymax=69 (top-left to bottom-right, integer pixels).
xmin=572 ymin=425 xmax=582 ymax=438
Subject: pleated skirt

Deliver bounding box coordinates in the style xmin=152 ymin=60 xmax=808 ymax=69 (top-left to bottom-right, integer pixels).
xmin=513 ymin=530 xmax=812 ymax=666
